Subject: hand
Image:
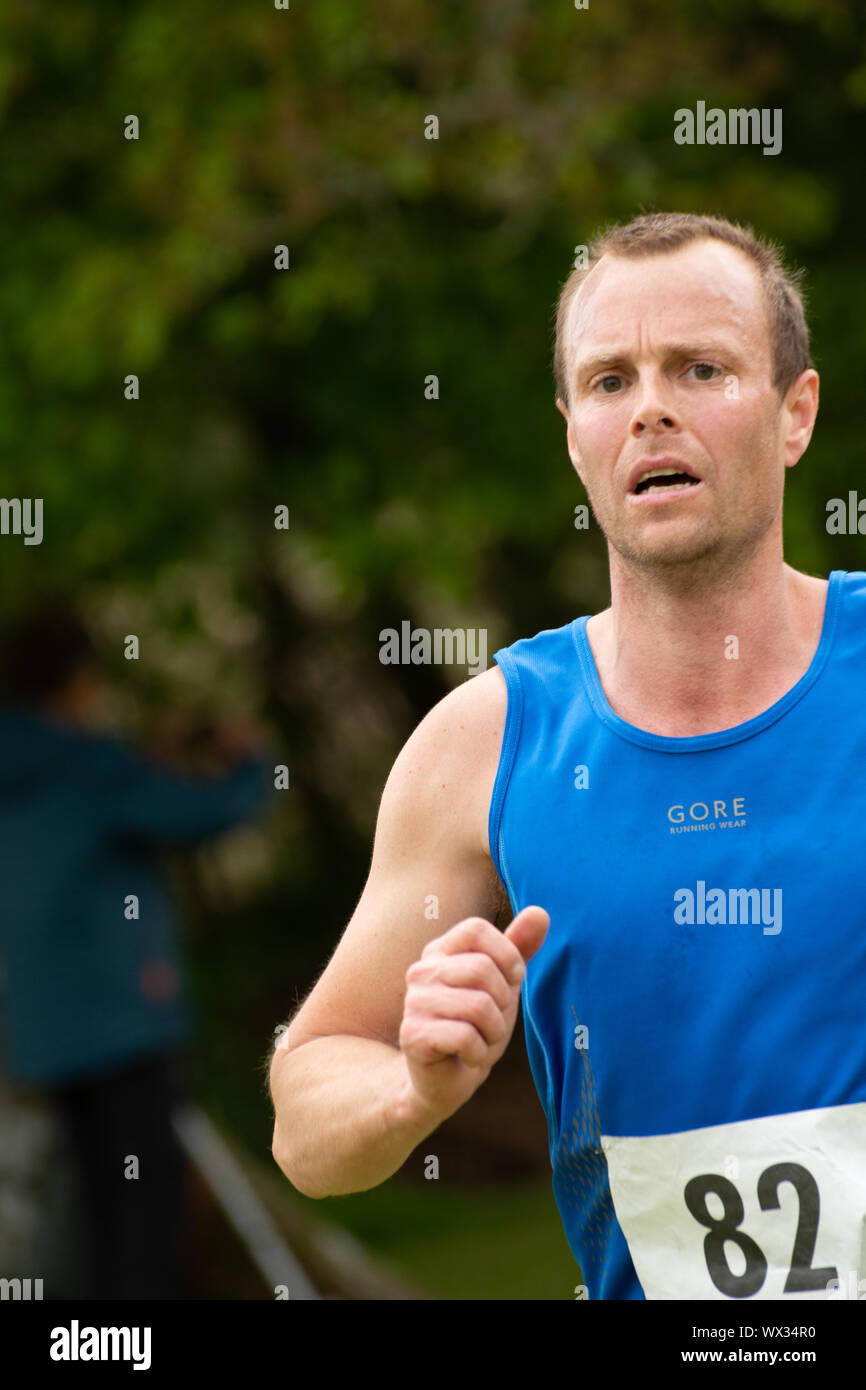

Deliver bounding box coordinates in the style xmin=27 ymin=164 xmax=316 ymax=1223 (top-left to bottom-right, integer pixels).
xmin=397 ymin=905 xmax=550 ymax=1124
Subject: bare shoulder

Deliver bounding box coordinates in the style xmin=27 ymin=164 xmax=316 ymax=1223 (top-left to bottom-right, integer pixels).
xmin=385 ymin=664 xmax=509 ymax=862
xmin=276 ymin=665 xmax=513 ymax=1057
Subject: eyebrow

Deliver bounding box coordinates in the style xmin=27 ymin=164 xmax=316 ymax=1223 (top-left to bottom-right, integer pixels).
xmin=573 ymin=341 xmax=740 ymax=385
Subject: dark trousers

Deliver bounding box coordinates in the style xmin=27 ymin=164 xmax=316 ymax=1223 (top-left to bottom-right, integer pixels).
xmin=48 ymin=1052 xmax=189 ymax=1300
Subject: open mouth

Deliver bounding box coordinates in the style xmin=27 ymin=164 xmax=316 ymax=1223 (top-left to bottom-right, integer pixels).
xmin=632 ymin=468 xmax=701 ymax=496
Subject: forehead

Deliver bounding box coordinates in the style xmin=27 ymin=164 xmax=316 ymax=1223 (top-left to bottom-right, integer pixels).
xmin=565 ymin=238 xmax=770 ymax=368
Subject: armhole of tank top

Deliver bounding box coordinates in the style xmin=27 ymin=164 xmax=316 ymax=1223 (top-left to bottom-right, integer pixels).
xmin=489 ymin=649 xmax=560 ymax=1161
xmin=488 ymin=649 xmax=523 ymax=890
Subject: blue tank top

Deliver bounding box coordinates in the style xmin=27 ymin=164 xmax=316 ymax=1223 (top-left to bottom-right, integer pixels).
xmin=490 ymin=569 xmax=866 ymax=1301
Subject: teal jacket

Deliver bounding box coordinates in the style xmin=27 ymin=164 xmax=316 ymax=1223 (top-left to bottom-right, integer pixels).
xmin=0 ymin=707 xmax=271 ymax=1085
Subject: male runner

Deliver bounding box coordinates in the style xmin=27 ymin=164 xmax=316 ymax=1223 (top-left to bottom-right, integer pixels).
xmin=269 ymin=212 xmax=866 ymax=1300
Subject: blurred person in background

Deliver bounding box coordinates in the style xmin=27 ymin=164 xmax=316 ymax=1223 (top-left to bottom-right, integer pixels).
xmin=0 ymin=601 xmax=272 ymax=1299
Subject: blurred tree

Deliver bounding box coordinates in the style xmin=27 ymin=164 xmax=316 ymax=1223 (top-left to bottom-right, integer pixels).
xmin=0 ymin=0 xmax=863 ymax=1158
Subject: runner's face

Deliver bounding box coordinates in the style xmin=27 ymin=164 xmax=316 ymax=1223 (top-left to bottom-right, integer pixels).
xmin=557 ymin=239 xmax=794 ymax=574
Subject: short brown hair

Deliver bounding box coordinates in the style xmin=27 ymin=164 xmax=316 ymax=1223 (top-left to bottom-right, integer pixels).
xmin=553 ymin=212 xmax=812 ymax=409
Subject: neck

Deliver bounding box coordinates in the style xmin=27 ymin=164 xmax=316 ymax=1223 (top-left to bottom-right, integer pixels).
xmin=588 ymin=542 xmax=827 ymax=736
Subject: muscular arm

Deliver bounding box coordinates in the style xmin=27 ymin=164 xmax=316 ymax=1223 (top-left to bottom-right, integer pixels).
xmin=269 ymin=666 xmax=514 ymax=1199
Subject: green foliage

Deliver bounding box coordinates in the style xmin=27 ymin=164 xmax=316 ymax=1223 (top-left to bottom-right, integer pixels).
xmin=2 ymin=5 xmax=865 ymax=1277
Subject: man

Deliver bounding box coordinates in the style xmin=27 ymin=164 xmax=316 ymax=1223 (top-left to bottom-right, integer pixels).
xmin=269 ymin=213 xmax=866 ymax=1300
xmin=0 ymin=602 xmax=272 ymax=1298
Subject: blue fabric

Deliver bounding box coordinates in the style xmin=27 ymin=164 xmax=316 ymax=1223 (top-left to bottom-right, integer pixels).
xmin=490 ymin=568 xmax=866 ymax=1298
xmin=0 ymin=709 xmax=271 ymax=1085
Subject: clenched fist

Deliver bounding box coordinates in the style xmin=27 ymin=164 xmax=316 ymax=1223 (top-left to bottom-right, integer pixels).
xmin=397 ymin=906 xmax=550 ymax=1124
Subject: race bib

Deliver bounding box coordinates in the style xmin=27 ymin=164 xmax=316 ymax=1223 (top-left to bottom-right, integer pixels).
xmin=601 ymin=1101 xmax=866 ymax=1300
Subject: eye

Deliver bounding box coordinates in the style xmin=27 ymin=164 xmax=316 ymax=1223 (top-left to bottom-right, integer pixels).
xmin=690 ymin=362 xmax=720 ymax=381
xmin=595 ymin=374 xmax=624 ymax=394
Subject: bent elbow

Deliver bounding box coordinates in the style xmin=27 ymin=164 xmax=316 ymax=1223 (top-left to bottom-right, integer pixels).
xmin=271 ymin=1129 xmax=326 ymax=1200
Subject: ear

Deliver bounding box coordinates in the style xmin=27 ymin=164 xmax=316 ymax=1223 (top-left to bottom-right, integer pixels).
xmin=556 ymin=397 xmax=585 ymax=483
xmin=782 ymin=369 xmax=819 ymax=470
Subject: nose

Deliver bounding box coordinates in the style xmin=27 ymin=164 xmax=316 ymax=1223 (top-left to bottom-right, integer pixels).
xmin=629 ymin=372 xmax=680 ymax=436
